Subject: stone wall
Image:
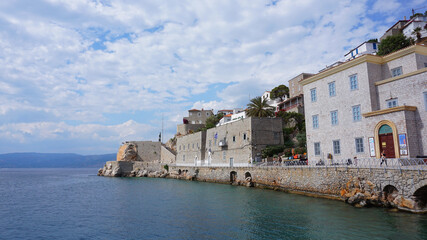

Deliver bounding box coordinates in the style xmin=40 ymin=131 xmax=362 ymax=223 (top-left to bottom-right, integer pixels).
xmin=177 ymin=123 xmax=205 ymax=135
xmin=176 ymin=131 xmax=205 ymax=165
xmin=169 ymin=165 xmax=427 ymax=211
xmin=98 ymin=159 xmax=427 ymax=212
xmin=161 ymin=145 xmax=176 ymax=165
xmin=130 ymin=141 xmax=162 ymax=162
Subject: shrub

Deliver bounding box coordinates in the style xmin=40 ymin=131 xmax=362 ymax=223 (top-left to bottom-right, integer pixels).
xmin=262 ymin=145 xmax=285 ymax=158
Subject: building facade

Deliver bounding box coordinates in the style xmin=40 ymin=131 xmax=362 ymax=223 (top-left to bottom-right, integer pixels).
xmin=380 ymin=20 xmax=409 ymax=41
xmin=276 ymin=73 xmax=313 ymax=114
xmin=344 ymin=41 xmax=379 ymax=61
xmin=301 ymin=45 xmax=427 ymax=162
xmin=176 ymin=117 xmax=283 ymax=166
xmin=177 ymin=109 xmax=214 ymax=135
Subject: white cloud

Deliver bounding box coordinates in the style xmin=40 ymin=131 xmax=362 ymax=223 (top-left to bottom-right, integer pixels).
xmin=0 ymin=0 xmax=410 ymax=153
xmin=370 ymin=0 xmax=401 ymax=15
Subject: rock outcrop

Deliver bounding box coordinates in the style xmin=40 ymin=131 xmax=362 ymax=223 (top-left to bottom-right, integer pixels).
xmin=98 ymin=161 xmax=167 ymax=178
xmin=340 ymin=177 xmax=421 ymax=212
xmin=117 ymin=143 xmax=138 ymax=161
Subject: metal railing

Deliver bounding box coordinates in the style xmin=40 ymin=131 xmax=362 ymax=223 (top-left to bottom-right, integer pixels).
xmin=172 ymin=158 xmax=427 ymax=171
xmin=254 ymin=158 xmax=427 ymax=171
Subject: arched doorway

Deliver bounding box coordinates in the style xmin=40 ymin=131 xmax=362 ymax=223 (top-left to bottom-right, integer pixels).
xmin=374 ymin=120 xmax=399 ymax=159
xmin=413 ymin=185 xmax=427 ymax=209
xmin=378 ymin=124 xmax=395 ymax=158
xmin=230 ymin=171 xmax=237 ymax=183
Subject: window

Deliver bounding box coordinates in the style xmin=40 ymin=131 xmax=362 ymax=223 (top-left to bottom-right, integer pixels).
xmin=192 ymin=143 xmax=194 ymax=149
xmin=352 ymin=105 xmax=361 ymax=121
xmin=424 ymin=92 xmax=427 ymax=111
xmin=188 ymin=144 xmax=190 ymax=149
xmin=310 ymin=88 xmax=317 ymax=102
xmin=243 ymin=133 xmax=247 ymax=140
xmin=183 ymin=145 xmax=185 ymax=150
xmin=206 ymin=112 xmax=210 ymax=116
xmin=349 ymin=74 xmax=358 ymax=90
xmin=355 ymin=138 xmax=364 ymax=153
xmin=312 ymin=115 xmax=319 ymax=129
xmin=424 ymin=63 xmax=427 ymax=68
xmin=198 ymin=112 xmax=201 ymax=116
xmin=333 ymin=140 xmax=340 ymax=154
xmin=328 ymin=82 xmax=336 ymax=97
xmin=209 ymin=140 xmax=212 ymax=147
xmin=330 ymin=110 xmax=338 ymax=125
xmin=387 ymin=98 xmax=398 ymax=108
xmin=183 ymin=155 xmax=185 ymax=161
xmin=223 ymin=151 xmax=226 ymax=161
xmin=197 ymin=143 xmax=199 ymax=149
xmin=179 ymin=145 xmax=181 ymax=150
xmin=391 ymin=66 xmax=402 ymax=77
xmin=314 ymin=142 xmax=321 ymax=156
xmin=232 ymin=136 xmax=236 ymax=142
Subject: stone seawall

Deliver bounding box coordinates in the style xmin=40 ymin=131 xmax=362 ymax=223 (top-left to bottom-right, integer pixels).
xmin=169 ymin=165 xmax=427 ymax=212
xmin=98 ymin=161 xmax=427 ymax=212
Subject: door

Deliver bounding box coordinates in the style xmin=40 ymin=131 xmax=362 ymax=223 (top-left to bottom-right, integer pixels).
xmin=379 ymin=133 xmax=395 ymax=158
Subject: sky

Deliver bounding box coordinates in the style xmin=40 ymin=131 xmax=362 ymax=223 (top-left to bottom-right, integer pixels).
xmin=0 ymin=0 xmax=425 ymax=154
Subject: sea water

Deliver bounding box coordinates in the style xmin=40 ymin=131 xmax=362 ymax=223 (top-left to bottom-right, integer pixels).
xmin=1 ymin=168 xmax=427 ymax=240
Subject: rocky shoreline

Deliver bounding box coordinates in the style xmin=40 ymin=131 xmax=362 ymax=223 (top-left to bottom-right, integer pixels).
xmin=98 ymin=161 xmax=425 ymax=213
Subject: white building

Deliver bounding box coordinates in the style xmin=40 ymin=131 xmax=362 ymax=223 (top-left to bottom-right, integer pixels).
xmin=402 ymin=15 xmax=427 ymax=40
xmin=344 ymin=41 xmax=379 ymax=61
xmin=301 ymin=45 xmax=427 ymax=162
xmin=217 ymin=108 xmax=246 ymax=126
xmin=262 ymin=91 xmax=286 ymax=111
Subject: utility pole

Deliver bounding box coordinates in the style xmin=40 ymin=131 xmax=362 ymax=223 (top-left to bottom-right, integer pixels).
xmin=161 ymin=113 xmax=164 ymax=143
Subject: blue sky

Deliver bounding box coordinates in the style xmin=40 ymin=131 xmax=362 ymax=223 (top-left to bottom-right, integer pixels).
xmin=0 ymin=0 xmax=424 ymax=154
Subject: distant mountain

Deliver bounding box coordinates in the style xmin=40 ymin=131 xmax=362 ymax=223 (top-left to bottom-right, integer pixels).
xmin=0 ymin=153 xmax=116 ymax=168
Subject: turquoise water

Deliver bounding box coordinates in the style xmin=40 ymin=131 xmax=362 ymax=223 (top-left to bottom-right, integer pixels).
xmin=1 ymin=168 xmax=427 ymax=240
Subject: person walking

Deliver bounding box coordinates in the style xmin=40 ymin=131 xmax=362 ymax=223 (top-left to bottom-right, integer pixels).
xmin=380 ymin=151 xmax=387 ymax=166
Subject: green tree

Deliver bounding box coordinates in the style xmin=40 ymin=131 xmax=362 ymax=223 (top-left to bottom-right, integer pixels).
xmin=276 ymin=111 xmax=305 ymax=131
xmin=204 ymin=112 xmax=224 ymax=129
xmin=412 ymin=27 xmax=422 ymax=43
xmin=262 ymin=145 xmax=284 ymax=158
xmin=270 ymin=84 xmax=289 ymax=99
xmin=246 ymin=96 xmax=275 ymax=117
xmin=377 ymin=34 xmax=412 ymax=56
xmin=296 ymin=132 xmax=306 ymax=148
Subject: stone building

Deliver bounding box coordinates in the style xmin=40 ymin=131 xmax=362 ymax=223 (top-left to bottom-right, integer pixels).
xmin=177 ymin=109 xmax=214 ymax=135
xmin=380 ymin=20 xmax=408 ymax=41
xmin=176 ymin=117 xmax=283 ymax=167
xmin=301 ymin=45 xmax=427 ymax=162
xmin=117 ymin=141 xmax=176 ymax=165
xmin=276 ymin=73 xmax=313 ymax=114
